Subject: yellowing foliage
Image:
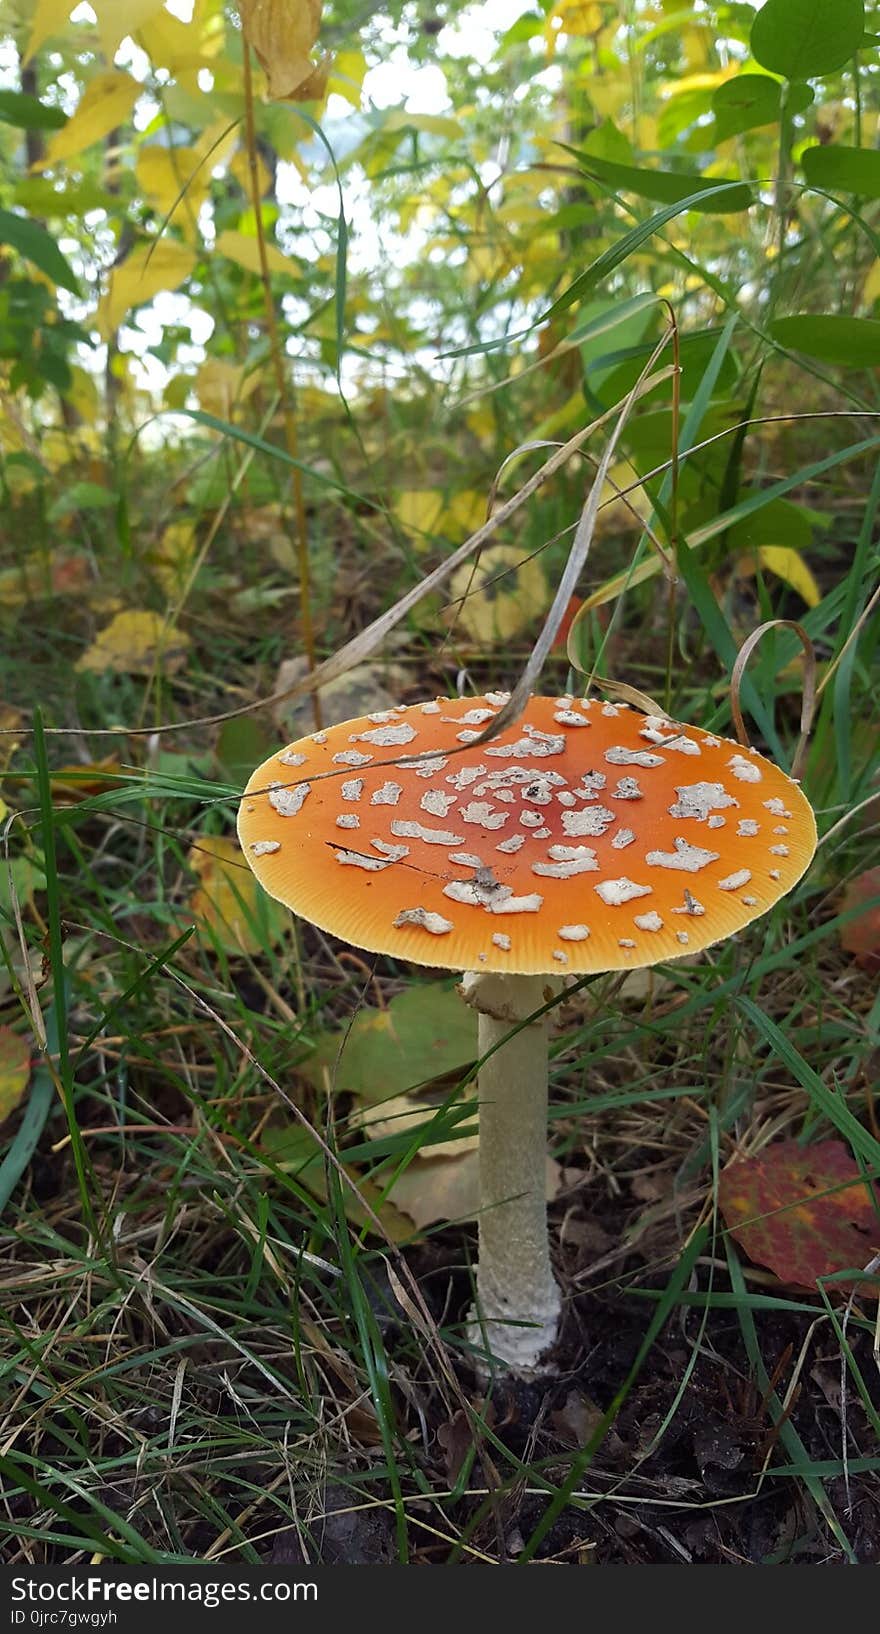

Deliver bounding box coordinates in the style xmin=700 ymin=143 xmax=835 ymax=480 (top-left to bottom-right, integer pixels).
xmin=195 ymin=358 xmax=256 ymax=419
xmin=94 ymin=0 xmax=169 ymax=58
xmin=229 ymin=147 xmax=272 ymax=201
xmin=43 ymin=72 xmax=141 ymax=168
xmin=24 ymin=0 xmax=75 ymax=62
xmin=153 ymin=521 xmax=197 ymax=599
xmin=95 ymin=239 xmax=197 ymax=340
xmin=215 ymin=230 xmax=295 ymax=279
xmin=136 ymin=145 xmax=210 ymax=225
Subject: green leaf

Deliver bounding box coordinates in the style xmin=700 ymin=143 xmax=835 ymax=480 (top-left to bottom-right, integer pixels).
xmin=48 ymin=482 xmax=119 ymax=520
xmin=770 ymin=313 xmax=880 ymax=366
xmin=712 ymin=75 xmax=813 ymax=141
xmin=802 ymin=144 xmax=880 ymax=198
xmin=727 ymin=495 xmax=820 ymax=553
xmin=570 ymin=150 xmax=753 ymax=213
xmin=0 ymin=208 xmax=79 ymax=294
xmin=302 ymin=983 xmax=476 ymax=1103
xmin=215 ymin=716 xmax=276 ymax=786
xmin=0 ymin=90 xmax=66 ymax=130
xmin=751 ymin=0 xmax=865 ymax=80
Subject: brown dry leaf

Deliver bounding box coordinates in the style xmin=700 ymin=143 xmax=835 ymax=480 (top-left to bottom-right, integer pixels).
xmin=840 ymin=869 xmax=880 ymax=975
xmin=76 ymin=610 xmax=190 ymax=676
xmin=49 ymin=758 xmax=122 ymax=802
xmin=389 ymin=1150 xmax=561 ymax=1230
xmin=288 ymin=58 xmax=331 ymax=102
xmin=188 ymin=834 xmax=288 ymax=954
xmin=0 ymin=1027 xmax=31 ymax=1125
xmin=240 ymin=0 xmax=323 ymax=100
xmin=0 ymin=553 xmax=92 ymax=609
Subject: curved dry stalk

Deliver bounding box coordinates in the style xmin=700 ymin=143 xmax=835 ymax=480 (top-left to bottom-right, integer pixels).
xmin=730 ymin=619 xmax=817 ymax=782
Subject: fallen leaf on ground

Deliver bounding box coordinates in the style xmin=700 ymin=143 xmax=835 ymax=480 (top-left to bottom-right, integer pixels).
xmin=49 ymin=758 xmax=121 ymax=801
xmin=0 ymin=1027 xmax=31 ymax=1124
xmin=389 ymin=1149 xmax=561 ymax=1230
xmin=840 ymin=869 xmax=880 ymax=974
xmin=187 ymin=834 xmax=288 ymax=954
xmin=447 ymin=544 xmax=548 ymax=646
xmin=719 ymin=1139 xmax=880 ymax=1296
xmin=0 ymin=553 xmax=92 ymax=609
xmin=76 ymin=610 xmax=190 ymax=675
xmin=262 ymin=1124 xmax=413 ymax=1241
xmin=395 ymin=488 xmax=486 ymax=547
xmin=302 ymin=983 xmax=476 ymax=1102
xmin=351 ymin=1090 xmax=479 ymax=1158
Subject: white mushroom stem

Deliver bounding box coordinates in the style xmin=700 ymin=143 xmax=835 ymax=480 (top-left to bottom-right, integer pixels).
xmin=460 ymin=970 xmax=562 ymax=1373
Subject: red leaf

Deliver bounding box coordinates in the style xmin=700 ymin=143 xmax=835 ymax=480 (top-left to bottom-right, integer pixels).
xmin=719 ymin=1140 xmax=880 ymax=1296
xmin=840 ymin=868 xmax=880 ymax=974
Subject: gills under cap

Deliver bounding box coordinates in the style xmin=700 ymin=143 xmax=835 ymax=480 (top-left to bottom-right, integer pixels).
xmin=236 ymin=693 xmax=817 ymax=976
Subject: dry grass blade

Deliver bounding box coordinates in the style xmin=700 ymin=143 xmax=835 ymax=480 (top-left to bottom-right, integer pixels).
xmin=730 ymin=620 xmax=817 ymax=782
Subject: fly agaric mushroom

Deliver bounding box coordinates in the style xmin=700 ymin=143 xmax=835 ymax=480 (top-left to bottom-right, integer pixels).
xmin=237 ymin=693 xmax=816 ymax=1372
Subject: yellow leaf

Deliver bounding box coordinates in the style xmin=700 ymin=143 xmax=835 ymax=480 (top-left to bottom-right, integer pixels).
xmin=153 ymin=521 xmax=197 ymax=598
xmin=394 ymin=488 xmax=486 ymax=547
xmin=94 ymin=0 xmax=169 ymax=57
xmin=328 ymin=49 xmax=366 ymax=106
xmin=43 ymin=71 xmax=140 ymax=168
xmin=447 ymin=544 xmax=548 ymax=647
xmin=195 ymin=358 xmax=254 ymax=420
xmin=545 ymin=0 xmax=602 ymax=52
xmin=188 ymin=835 xmax=287 ymax=954
xmin=239 ymin=0 xmax=323 ymax=101
xmin=136 ymin=144 xmax=209 ymax=224
xmin=754 ymin=547 xmax=822 ymax=608
xmin=229 ymin=147 xmax=272 ymax=200
xmin=0 ymin=704 xmax=23 ymax=773
xmin=390 ymin=1150 xmax=561 ymax=1230
xmin=0 ymin=1027 xmax=31 ymax=1125
xmin=137 ymin=3 xmax=222 ymax=91
xmin=863 ymin=259 xmax=880 ymax=306
xmin=352 ymin=1092 xmax=480 ymax=1158
xmin=24 ymin=0 xmax=75 ymax=62
xmin=76 ymin=610 xmax=190 ymax=675
xmin=215 ymin=230 xmax=294 ymax=279
xmin=95 ymin=239 xmax=196 ymax=340
xmin=63 ymin=364 xmax=100 ymax=423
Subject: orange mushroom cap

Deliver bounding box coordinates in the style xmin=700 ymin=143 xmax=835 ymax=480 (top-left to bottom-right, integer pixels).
xmin=236 ymin=693 xmax=817 ymax=975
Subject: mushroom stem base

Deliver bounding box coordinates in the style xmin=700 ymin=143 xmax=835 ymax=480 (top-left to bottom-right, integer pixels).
xmin=461 ymin=971 xmax=562 ymax=1375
